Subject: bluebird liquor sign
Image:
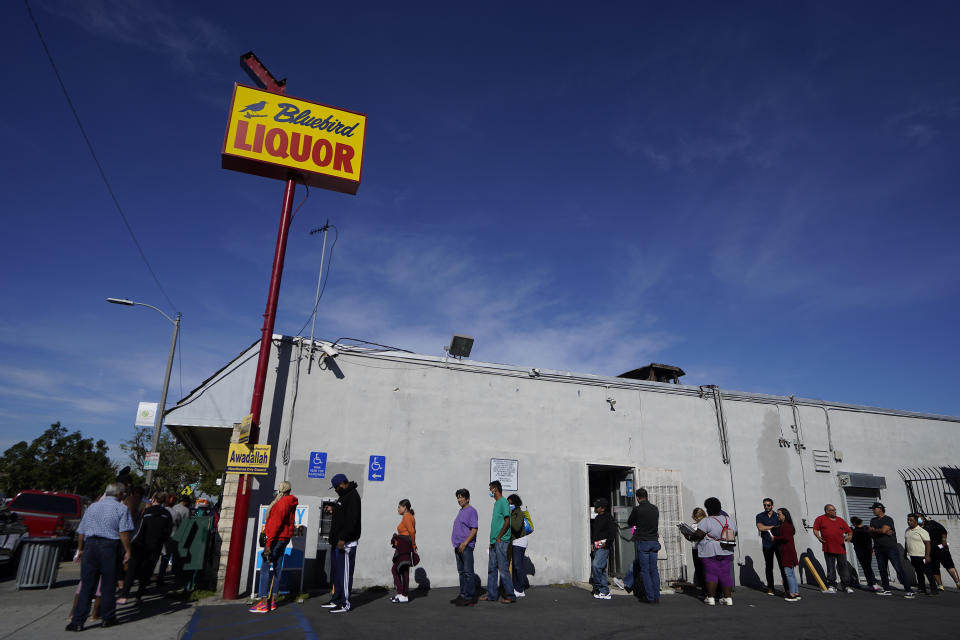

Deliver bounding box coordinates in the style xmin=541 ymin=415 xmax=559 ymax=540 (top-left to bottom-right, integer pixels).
xmin=222 ymin=85 xmax=366 ymax=195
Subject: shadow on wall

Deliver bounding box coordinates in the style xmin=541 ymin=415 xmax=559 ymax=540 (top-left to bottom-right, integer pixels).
xmin=800 ymin=549 xmax=826 ymax=586
xmin=414 ymin=567 xmax=431 ymax=592
xmin=738 ymin=556 xmax=765 ymax=590
xmin=523 ymin=556 xmax=536 ymax=587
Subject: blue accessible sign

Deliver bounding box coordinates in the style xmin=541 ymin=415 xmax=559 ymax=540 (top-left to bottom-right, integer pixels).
xmin=308 ymin=451 xmax=327 ymax=479
xmin=368 ymin=455 xmax=386 ymax=481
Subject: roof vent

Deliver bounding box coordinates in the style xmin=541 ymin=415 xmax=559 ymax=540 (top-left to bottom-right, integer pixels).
xmin=617 ymin=363 xmax=685 ymax=384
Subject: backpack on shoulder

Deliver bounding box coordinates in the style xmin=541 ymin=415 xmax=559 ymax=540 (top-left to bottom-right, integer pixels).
xmin=511 ymin=508 xmax=535 ymax=538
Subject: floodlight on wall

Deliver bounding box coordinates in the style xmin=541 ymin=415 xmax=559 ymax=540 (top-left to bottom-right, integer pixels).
xmin=320 ymin=344 xmax=339 ymax=358
xmin=444 ymin=334 xmax=474 ymax=359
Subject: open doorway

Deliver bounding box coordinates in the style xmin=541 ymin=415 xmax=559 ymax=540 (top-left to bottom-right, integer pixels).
xmin=588 ymin=464 xmax=635 ymax=575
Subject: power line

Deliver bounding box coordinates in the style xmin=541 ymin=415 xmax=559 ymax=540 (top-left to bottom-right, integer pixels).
xmin=24 ymin=0 xmax=176 ymax=312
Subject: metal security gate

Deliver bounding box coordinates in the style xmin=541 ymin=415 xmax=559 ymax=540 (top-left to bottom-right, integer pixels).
xmin=635 ymin=468 xmax=685 ymax=586
xmin=898 ymin=466 xmax=960 ymax=518
xmin=842 ymin=487 xmax=881 ymax=584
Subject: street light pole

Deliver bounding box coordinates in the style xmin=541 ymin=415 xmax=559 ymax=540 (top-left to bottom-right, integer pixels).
xmin=107 ymin=298 xmax=181 ymax=488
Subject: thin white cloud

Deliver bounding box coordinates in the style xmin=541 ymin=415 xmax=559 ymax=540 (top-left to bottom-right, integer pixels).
xmin=38 ymin=0 xmax=231 ymax=67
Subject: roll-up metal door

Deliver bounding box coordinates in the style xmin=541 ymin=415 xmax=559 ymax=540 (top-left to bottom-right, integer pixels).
xmin=843 ymin=487 xmax=881 ymax=584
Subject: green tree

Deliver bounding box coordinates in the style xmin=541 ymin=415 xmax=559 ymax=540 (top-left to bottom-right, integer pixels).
xmin=120 ymin=427 xmax=219 ymax=498
xmin=0 ymin=423 xmax=116 ymax=498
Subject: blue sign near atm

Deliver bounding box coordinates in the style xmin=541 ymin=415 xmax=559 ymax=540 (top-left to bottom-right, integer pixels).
xmin=308 ymin=451 xmax=327 ymax=478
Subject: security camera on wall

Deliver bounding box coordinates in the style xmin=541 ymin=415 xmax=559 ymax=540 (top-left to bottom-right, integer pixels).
xmin=320 ymin=344 xmax=339 ymax=358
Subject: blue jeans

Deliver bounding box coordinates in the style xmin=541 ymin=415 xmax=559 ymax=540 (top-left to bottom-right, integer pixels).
xmin=487 ymin=541 xmax=515 ymax=600
xmin=875 ymin=544 xmax=911 ymax=592
xmin=330 ymin=545 xmax=357 ymax=608
xmin=455 ymin=545 xmax=475 ymax=599
xmin=784 ymin=566 xmax=798 ymax=594
xmin=591 ymin=548 xmax=610 ymax=595
xmin=512 ymin=545 xmax=527 ymax=592
xmin=258 ymin=539 xmax=288 ymax=599
xmin=72 ymin=537 xmax=119 ymax=625
xmin=636 ymin=540 xmax=661 ymax=601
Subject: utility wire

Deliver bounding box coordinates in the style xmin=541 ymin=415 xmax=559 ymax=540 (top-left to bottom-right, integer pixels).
xmin=24 ymin=0 xmax=176 ymax=312
xmin=297 ymin=225 xmax=338 ymax=336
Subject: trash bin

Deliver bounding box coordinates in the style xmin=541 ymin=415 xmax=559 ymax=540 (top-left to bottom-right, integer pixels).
xmin=16 ymin=536 xmax=69 ymax=589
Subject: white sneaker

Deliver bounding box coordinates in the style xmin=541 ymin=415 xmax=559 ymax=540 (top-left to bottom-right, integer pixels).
xmin=720 ymin=597 xmax=733 ymax=606
xmin=704 ymin=596 xmax=716 ymax=606
xmin=784 ymin=596 xmax=801 ymax=602
xmin=845 ymin=587 xmax=854 ymax=594
xmin=321 ymin=602 xmax=338 ymax=608
xmin=394 ymin=594 xmax=408 ymax=603
xmin=514 ymin=590 xmax=526 ymax=598
xmin=612 ymin=578 xmax=625 ymax=590
xmin=594 ymin=592 xmax=611 ymax=600
xmin=826 ymin=586 xmax=837 ymax=593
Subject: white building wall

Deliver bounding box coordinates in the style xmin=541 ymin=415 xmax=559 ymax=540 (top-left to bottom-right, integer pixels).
xmin=169 ymin=338 xmax=960 ymax=593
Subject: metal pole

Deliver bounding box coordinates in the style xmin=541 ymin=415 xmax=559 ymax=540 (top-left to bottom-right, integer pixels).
xmin=307 ymin=220 xmax=329 ymax=374
xmin=223 ymin=176 xmax=297 ymax=600
xmin=145 ymin=312 xmax=180 ymax=488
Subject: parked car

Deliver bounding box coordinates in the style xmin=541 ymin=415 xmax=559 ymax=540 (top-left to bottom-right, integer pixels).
xmin=8 ymin=490 xmax=86 ymax=542
xmin=0 ymin=502 xmax=28 ymax=575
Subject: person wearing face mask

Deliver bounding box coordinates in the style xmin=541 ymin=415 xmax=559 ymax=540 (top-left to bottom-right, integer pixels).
xmin=323 ymin=474 xmax=362 ymax=613
xmin=917 ymin=512 xmax=960 ymax=591
xmin=481 ymin=481 xmax=516 ymax=603
xmin=249 ymin=482 xmax=298 ymax=614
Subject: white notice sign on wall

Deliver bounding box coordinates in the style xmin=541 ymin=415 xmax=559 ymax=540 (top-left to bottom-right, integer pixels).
xmin=490 ymin=458 xmax=519 ymax=492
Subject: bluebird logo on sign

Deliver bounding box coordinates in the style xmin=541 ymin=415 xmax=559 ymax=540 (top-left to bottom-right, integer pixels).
xmin=308 ymin=451 xmax=327 ymax=479
xmin=368 ymin=455 xmax=386 ymax=481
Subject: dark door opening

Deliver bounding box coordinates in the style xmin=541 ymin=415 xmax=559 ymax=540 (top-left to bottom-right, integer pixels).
xmin=588 ymin=464 xmax=635 ymax=575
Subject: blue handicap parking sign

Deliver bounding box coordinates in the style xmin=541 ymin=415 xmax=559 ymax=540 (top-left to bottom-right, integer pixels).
xmin=368 ymin=455 xmax=386 ymax=481
xmin=308 ymin=451 xmax=327 ymax=478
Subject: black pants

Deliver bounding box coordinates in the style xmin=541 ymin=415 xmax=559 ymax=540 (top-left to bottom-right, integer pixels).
xmin=909 ymin=556 xmax=937 ymax=593
xmin=692 ymin=549 xmax=705 ymax=592
xmin=121 ymin=544 xmax=163 ymax=599
xmin=824 ymin=552 xmax=852 ymax=588
xmin=763 ymin=545 xmax=787 ymax=591
xmin=876 ymin=544 xmax=911 ymax=592
xmin=854 ymin=546 xmax=876 ymax=587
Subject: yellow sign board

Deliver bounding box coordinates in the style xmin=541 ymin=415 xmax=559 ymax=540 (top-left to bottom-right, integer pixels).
xmin=225 ymin=443 xmax=271 ymax=475
xmin=237 ymin=413 xmax=253 ymax=445
xmin=222 ymin=84 xmax=366 ymax=195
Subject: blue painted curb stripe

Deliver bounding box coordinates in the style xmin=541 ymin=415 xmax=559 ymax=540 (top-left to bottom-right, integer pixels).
xmin=294 ymin=609 xmax=318 ymax=640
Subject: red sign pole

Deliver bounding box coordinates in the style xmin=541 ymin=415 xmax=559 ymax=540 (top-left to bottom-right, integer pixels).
xmin=222 ymin=53 xmax=293 ymax=600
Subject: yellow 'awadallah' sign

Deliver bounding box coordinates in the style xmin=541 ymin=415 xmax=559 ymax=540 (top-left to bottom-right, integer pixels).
xmin=225 ymin=443 xmax=271 ymax=475
xmin=222 ymin=85 xmax=366 ymax=195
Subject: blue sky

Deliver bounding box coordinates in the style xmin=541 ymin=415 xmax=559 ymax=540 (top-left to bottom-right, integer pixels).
xmin=2 ymin=1 xmax=958 ymax=462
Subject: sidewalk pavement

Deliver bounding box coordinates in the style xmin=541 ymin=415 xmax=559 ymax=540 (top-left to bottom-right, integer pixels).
xmin=0 ymin=560 xmax=195 ymax=640
xmin=185 ymin=582 xmax=960 ymax=640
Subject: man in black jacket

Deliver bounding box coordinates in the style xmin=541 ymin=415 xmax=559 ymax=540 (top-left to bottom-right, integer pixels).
xmin=119 ymin=492 xmax=172 ymax=603
xmin=590 ymin=498 xmax=617 ymax=600
xmin=324 ymin=474 xmax=361 ymax=613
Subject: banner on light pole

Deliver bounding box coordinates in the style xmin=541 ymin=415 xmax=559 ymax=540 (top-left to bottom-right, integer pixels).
xmin=136 ymin=402 xmax=158 ymax=427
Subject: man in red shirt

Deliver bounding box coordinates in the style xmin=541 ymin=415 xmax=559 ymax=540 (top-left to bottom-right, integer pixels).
xmin=813 ymin=504 xmax=854 ymax=593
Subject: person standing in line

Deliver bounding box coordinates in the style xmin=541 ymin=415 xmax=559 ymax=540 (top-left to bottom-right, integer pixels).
xmin=773 ymin=508 xmax=802 ymax=601
xmin=249 ymin=481 xmax=299 ymax=613
xmin=507 ymin=494 xmax=531 ymax=598
xmin=590 ymin=498 xmax=617 ymax=600
xmin=627 ymin=488 xmax=661 ymax=604
xmin=849 ymin=517 xmax=879 ymax=591
xmin=390 ymin=499 xmax=417 ymax=603
xmin=918 ymin=511 xmax=960 ymax=591
xmin=905 ymin=513 xmax=938 ymax=596
xmin=813 ymin=504 xmax=854 ymax=594
xmin=450 ymin=489 xmax=479 ymax=606
xmin=481 ymin=481 xmax=516 ymax=603
xmin=868 ymin=502 xmax=914 ymax=598
xmin=690 ymin=507 xmax=707 ymax=597
xmin=755 ymin=498 xmax=787 ymax=596
xmin=158 ymin=494 xmax=183 ymax=588
xmin=323 ymin=474 xmax=361 ymax=614
xmin=688 ymin=497 xmax=738 ymax=606
xmin=119 ymin=492 xmax=172 ymax=604
xmin=66 ymin=483 xmax=134 ymax=631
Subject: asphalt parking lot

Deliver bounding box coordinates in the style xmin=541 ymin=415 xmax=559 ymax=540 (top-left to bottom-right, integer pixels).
xmin=185 ymin=582 xmax=960 ymax=640
xmin=3 ymin=563 xmax=959 ymax=640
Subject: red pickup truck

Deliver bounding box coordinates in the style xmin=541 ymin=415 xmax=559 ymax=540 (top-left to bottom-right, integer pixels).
xmin=8 ymin=490 xmax=86 ymax=540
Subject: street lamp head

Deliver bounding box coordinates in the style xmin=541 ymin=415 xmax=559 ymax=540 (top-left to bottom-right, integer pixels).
xmin=107 ymin=297 xmax=135 ymax=306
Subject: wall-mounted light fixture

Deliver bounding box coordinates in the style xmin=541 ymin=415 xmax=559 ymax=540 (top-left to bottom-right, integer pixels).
xmin=444 ymin=334 xmax=474 ymax=359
